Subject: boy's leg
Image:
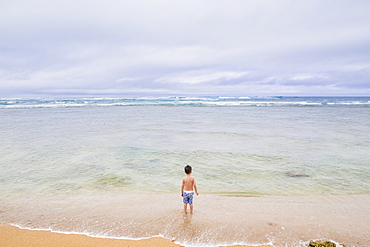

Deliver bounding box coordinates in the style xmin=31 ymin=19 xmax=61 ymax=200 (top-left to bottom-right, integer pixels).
xmin=189 ymin=192 xmax=194 ymax=214
xmin=183 ymin=203 xmax=188 ymax=214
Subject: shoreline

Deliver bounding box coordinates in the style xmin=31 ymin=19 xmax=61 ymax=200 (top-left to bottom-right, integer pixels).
xmin=0 ymin=224 xmax=271 ymax=247
xmin=0 ymin=224 xmax=181 ymax=247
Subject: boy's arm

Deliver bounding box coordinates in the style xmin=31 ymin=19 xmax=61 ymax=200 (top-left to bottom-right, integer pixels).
xmin=181 ymin=178 xmax=185 ymax=197
xmin=194 ymin=178 xmax=199 ymax=195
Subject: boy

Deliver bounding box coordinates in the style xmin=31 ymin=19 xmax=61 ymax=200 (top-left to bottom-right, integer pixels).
xmin=181 ymin=165 xmax=199 ymax=214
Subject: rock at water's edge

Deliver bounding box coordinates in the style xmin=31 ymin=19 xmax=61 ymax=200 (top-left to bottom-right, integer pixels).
xmin=308 ymin=240 xmax=346 ymax=247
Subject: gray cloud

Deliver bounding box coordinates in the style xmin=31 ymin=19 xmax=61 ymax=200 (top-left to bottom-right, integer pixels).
xmin=1 ymin=0 xmax=370 ymax=97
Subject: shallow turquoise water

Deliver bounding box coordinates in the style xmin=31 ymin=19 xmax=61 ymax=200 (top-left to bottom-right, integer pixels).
xmin=1 ymin=97 xmax=369 ymax=196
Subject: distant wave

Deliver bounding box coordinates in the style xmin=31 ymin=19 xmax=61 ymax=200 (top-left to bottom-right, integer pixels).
xmin=1 ymin=96 xmax=369 ymax=109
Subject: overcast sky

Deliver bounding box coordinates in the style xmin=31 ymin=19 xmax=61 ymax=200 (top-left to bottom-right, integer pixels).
xmin=1 ymin=0 xmax=370 ymax=97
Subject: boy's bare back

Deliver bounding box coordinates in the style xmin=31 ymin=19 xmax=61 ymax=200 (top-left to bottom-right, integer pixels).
xmin=182 ymin=175 xmax=196 ymax=191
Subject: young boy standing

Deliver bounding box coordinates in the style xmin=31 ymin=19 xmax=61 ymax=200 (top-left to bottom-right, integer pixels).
xmin=181 ymin=165 xmax=199 ymax=214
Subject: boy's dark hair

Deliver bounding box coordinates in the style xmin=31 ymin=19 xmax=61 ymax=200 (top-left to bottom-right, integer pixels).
xmin=184 ymin=165 xmax=192 ymax=174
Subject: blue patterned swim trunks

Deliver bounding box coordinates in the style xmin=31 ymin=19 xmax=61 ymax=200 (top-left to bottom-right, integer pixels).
xmin=182 ymin=191 xmax=194 ymax=204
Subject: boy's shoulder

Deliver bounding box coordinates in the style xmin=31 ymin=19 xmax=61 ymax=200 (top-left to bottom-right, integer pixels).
xmin=183 ymin=175 xmax=195 ymax=180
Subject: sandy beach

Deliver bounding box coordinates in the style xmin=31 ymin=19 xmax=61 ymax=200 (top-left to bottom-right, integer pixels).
xmin=0 ymin=224 xmax=181 ymax=247
xmin=0 ymin=224 xmax=273 ymax=247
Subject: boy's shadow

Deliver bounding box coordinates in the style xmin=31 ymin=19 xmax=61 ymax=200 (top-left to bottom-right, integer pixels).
xmin=182 ymin=213 xmax=193 ymax=228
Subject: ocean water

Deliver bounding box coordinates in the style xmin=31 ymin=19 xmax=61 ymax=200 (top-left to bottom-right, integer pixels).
xmin=1 ymin=96 xmax=370 ymax=246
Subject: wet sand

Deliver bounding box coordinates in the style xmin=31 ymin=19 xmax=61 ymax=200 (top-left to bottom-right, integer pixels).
xmin=1 ymin=194 xmax=369 ymax=246
xmin=0 ymin=224 xmax=272 ymax=247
